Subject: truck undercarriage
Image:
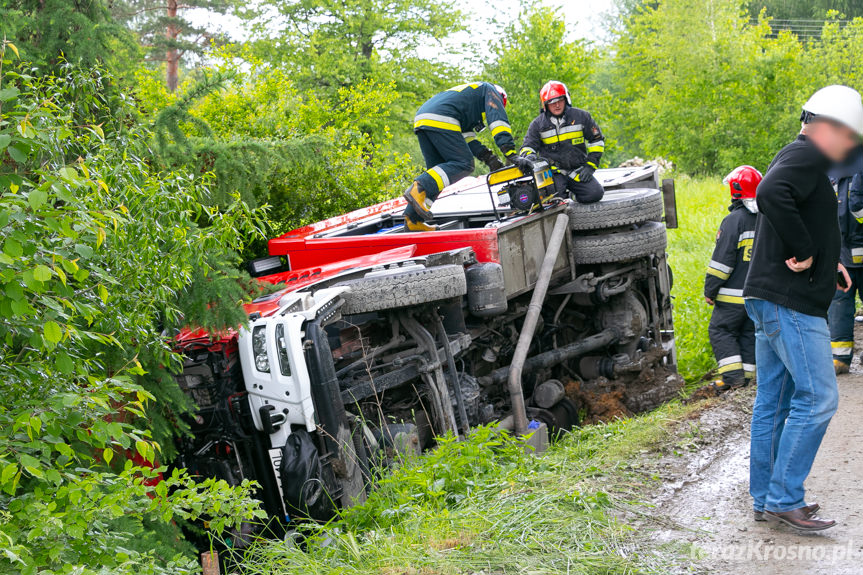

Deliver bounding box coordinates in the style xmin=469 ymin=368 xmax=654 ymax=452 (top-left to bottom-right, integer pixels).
xmin=170 ymin=165 xmax=682 ymax=547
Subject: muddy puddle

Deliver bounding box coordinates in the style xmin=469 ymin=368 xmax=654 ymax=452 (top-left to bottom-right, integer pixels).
xmin=630 ymin=343 xmax=863 ymax=575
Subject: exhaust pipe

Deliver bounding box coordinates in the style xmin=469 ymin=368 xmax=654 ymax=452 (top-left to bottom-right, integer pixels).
xmin=507 ymin=213 xmax=570 ymax=435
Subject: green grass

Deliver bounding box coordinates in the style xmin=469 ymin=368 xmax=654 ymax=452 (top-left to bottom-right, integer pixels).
xmin=235 ymin=407 xmax=699 ymax=575
xmin=666 ymin=175 xmax=728 ymax=384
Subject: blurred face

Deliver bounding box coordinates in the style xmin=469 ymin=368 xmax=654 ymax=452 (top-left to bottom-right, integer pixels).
xmin=547 ymin=97 xmax=566 ymax=116
xmin=805 ymin=119 xmax=860 ymax=162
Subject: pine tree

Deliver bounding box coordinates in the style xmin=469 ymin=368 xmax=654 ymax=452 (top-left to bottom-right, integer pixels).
xmin=112 ymin=0 xmax=237 ymax=90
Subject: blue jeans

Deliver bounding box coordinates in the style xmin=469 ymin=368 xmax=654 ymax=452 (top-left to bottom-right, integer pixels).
xmin=744 ymin=299 xmax=839 ymax=513
xmin=827 ymin=265 xmax=863 ymax=364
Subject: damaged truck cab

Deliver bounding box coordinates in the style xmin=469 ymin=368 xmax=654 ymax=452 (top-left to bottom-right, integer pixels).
xmin=171 ymin=165 xmax=681 ymax=541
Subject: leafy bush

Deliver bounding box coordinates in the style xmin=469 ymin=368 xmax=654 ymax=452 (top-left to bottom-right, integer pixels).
xmin=0 ymin=55 xmax=266 ymax=573
xmin=146 ymin=56 xmax=415 ymax=254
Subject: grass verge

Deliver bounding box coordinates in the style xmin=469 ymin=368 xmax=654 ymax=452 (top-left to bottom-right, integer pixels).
xmin=666 ymin=175 xmax=727 ymax=385
xmin=236 ymin=402 xmax=701 ymax=575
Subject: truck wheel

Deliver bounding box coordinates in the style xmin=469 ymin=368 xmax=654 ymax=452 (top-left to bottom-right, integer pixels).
xmin=337 ymin=265 xmax=467 ymax=314
xmin=572 ymin=221 xmax=668 ymax=264
xmin=568 ymin=188 xmax=663 ymax=231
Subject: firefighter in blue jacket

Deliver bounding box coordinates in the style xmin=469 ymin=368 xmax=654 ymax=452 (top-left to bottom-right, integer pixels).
xmin=403 ymin=82 xmax=518 ymax=232
xmin=518 ymin=80 xmax=605 ymax=203
xmin=828 ymin=146 xmax=863 ymax=374
xmin=705 ymin=165 xmax=762 ymax=390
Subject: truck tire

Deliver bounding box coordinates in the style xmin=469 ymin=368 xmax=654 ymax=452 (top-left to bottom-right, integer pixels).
xmin=568 ymin=188 xmax=663 ymax=231
xmin=572 ymin=221 xmax=667 ymax=264
xmin=337 ymin=265 xmax=467 ymax=314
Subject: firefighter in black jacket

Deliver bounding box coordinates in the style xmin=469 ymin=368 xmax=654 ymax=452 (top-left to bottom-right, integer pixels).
xmin=827 ymin=146 xmax=863 ymax=373
xmin=705 ymin=165 xmax=762 ymax=389
xmin=403 ymin=82 xmax=517 ymax=232
xmin=517 ymin=80 xmax=605 ymax=203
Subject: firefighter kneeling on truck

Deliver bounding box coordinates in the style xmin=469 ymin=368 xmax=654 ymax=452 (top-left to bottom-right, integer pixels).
xmin=516 ymin=80 xmax=605 ymax=203
xmin=704 ymin=166 xmax=762 ymax=390
xmin=403 ymin=82 xmax=518 ymax=232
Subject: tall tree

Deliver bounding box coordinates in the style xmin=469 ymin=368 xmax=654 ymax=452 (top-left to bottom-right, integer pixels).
xmin=242 ymin=0 xmax=466 ymax=133
xmin=485 ymin=6 xmax=598 ymax=150
xmin=112 ymin=0 xmax=236 ymax=90
xmin=610 ymin=0 xmax=807 ymax=173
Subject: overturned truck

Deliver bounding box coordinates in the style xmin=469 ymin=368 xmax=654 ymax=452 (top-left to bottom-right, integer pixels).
xmin=171 ymin=165 xmax=682 ymax=540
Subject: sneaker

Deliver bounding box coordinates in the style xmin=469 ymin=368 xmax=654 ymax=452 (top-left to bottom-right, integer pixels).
xmin=834 ymin=359 xmax=850 ymax=375
xmin=404 ymin=215 xmax=437 ymax=232
xmin=402 ymin=181 xmax=434 ymax=222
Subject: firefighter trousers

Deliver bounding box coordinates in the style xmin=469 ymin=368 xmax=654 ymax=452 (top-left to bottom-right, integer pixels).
xmin=709 ymin=300 xmax=756 ymax=384
xmin=827 ymin=265 xmax=863 ymax=365
xmin=553 ymin=172 xmax=604 ymax=204
xmin=406 ymin=129 xmax=475 ymax=221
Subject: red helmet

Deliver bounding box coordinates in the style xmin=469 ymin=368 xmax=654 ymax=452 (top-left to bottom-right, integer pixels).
xmin=493 ymin=84 xmax=508 ymax=108
xmin=723 ymin=165 xmax=762 ymax=200
xmin=539 ymin=80 xmax=571 ymax=110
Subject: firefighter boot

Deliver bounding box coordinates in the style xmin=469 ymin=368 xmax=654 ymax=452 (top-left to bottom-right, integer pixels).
xmin=404 ymin=214 xmax=437 ymax=232
xmin=834 ymin=359 xmax=850 ymax=375
xmin=403 ymin=181 xmax=434 ymax=222
xmin=710 ymin=374 xmax=745 ymax=393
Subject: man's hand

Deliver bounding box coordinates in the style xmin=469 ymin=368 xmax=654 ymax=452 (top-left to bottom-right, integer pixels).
xmin=574 ymin=164 xmax=595 ymax=182
xmin=477 ymin=149 xmax=504 ymax=171
xmin=705 ymin=297 xmax=715 ymax=306
xmin=512 ymin=155 xmax=534 ymax=175
xmin=785 ymin=256 xmax=814 ymax=272
xmin=484 ymin=155 xmax=504 ymax=171
xmin=838 ymin=263 xmax=852 ymax=293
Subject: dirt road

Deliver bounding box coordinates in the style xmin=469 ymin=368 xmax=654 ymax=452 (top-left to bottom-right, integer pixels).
xmin=638 ymin=353 xmax=863 ymax=574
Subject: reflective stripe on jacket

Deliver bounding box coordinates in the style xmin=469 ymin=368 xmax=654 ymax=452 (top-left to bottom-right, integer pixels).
xmin=705 ymin=202 xmax=757 ymax=302
xmin=414 ymin=82 xmax=516 ymax=157
xmin=519 ymin=106 xmax=604 ymax=171
xmin=833 ymin=148 xmax=863 ymax=267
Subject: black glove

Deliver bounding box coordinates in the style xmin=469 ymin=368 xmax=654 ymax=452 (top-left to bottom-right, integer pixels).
xmin=478 ymin=149 xmax=504 ymax=171
xmin=512 ymin=155 xmax=535 ymax=175
xmin=574 ymin=164 xmax=595 ymax=182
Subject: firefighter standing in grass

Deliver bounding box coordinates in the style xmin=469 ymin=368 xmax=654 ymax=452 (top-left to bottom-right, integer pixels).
xmin=403 ymin=82 xmax=518 ymax=232
xmin=827 ymin=146 xmax=863 ymax=374
xmin=704 ymin=166 xmax=762 ymax=389
xmin=518 ymin=80 xmax=605 ymax=204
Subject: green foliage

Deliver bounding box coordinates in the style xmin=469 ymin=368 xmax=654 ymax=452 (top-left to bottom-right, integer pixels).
xmin=240 ymin=0 xmax=466 ymax=157
xmin=112 ymin=0 xmax=237 ymax=64
xmin=665 ymin=176 xmax=730 ymax=384
xmin=236 ymin=425 xmax=656 ymax=574
xmin=609 ymin=0 xmax=805 ymax=173
xmin=0 ymin=57 xmax=267 ymax=572
xmin=486 ymin=6 xmax=601 ymax=153
xmin=149 ymin=56 xmax=414 ymax=247
xmin=243 ymin=0 xmax=463 ymax=94
xmin=0 ymin=0 xmax=137 ymax=71
xmin=751 ymin=0 xmax=863 ymax=19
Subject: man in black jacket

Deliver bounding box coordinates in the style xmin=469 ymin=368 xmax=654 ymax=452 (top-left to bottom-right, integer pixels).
xmin=743 ymin=85 xmax=863 ymax=532
xmin=517 ymin=80 xmax=604 ymax=204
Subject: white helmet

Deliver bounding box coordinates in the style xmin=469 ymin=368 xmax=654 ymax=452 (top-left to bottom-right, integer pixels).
xmin=802 ymin=85 xmax=863 ymax=136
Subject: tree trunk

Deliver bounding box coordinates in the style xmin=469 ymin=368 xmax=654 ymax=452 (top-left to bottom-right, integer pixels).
xmin=166 ymin=0 xmax=179 ymax=92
